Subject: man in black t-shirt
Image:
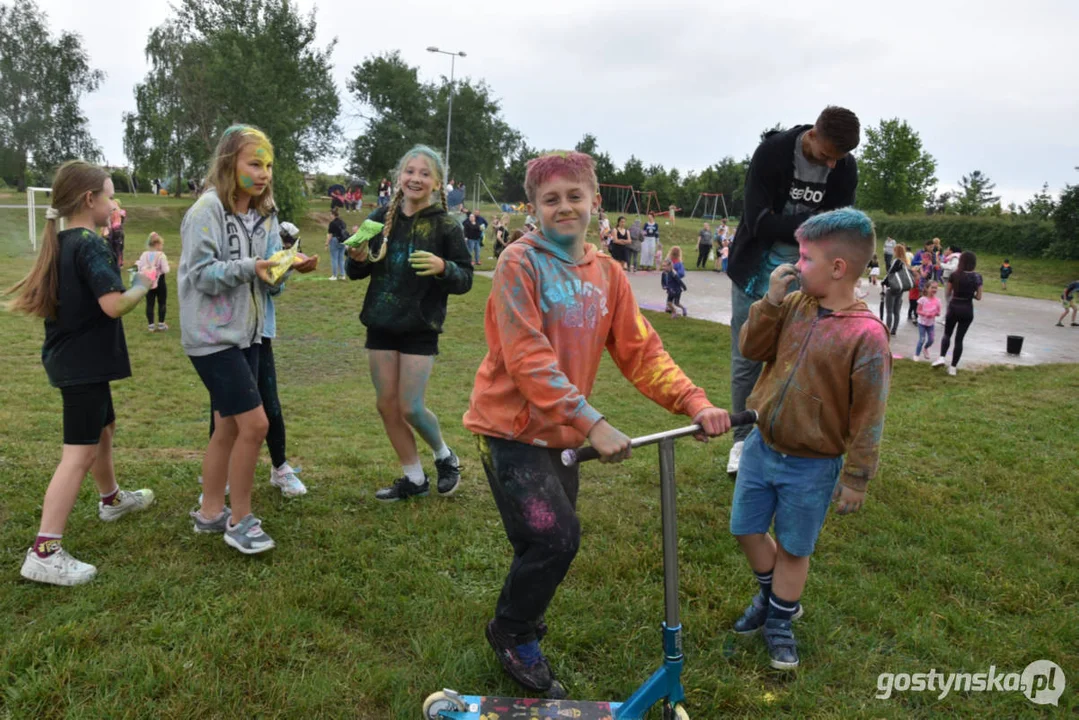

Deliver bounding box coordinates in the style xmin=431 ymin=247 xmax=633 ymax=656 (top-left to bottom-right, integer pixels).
xmin=725 ymin=106 xmax=861 ymax=476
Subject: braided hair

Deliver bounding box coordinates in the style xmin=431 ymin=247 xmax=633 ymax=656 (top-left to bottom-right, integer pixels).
xmin=374 ymin=187 xmax=405 ymax=263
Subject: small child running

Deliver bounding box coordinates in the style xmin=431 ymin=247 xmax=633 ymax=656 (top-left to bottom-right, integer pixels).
xmin=999 ymin=259 xmax=1012 ymax=291
xmin=913 ymin=280 xmax=942 ymax=361
xmin=661 ymin=257 xmax=687 ymax=318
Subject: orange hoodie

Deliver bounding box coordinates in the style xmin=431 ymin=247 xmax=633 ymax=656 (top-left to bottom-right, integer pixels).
xmin=464 ymin=232 xmax=714 ymax=449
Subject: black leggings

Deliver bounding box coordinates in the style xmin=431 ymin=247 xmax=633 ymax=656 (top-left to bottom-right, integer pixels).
xmin=209 ymin=338 xmax=287 ymax=468
xmin=939 ymin=302 xmax=974 ymax=366
xmin=145 ymin=275 xmax=167 ymax=324
xmin=480 ymin=435 xmax=580 ymax=639
xmin=908 ymin=295 xmax=918 ymax=320
xmin=884 ymin=289 xmax=904 ymax=334
xmin=696 ymin=245 xmax=710 ymax=269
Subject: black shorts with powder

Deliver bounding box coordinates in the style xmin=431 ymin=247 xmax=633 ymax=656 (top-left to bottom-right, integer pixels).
xmin=365 ymin=327 xmax=439 ymax=356
xmin=189 ymin=345 xmax=262 ymax=418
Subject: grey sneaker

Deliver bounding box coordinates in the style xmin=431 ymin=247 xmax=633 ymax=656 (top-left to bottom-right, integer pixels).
xmin=224 ymin=514 xmax=275 ymax=555
xmin=732 ymin=592 xmax=804 ymax=635
xmin=99 ymin=489 xmax=155 ymax=522
xmin=762 ymin=618 xmax=800 ymax=670
xmin=191 ymin=506 xmax=232 ymax=534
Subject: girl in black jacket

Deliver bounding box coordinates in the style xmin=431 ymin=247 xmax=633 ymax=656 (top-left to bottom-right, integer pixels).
xmin=346 ymin=145 xmax=472 ymax=502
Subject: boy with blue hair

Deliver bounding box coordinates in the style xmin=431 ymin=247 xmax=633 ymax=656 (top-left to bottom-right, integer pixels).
xmin=730 ymin=207 xmax=892 ymax=670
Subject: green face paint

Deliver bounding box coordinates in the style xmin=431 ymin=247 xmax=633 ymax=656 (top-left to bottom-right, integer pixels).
xmin=239 ymin=174 xmax=255 ymax=189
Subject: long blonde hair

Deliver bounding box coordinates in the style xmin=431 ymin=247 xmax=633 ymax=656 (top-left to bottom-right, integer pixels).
xmin=4 ymin=160 xmax=110 ymax=319
xmin=377 ymin=145 xmax=448 ymax=262
xmin=204 ymin=125 xmax=276 ymax=216
xmin=892 ymin=244 xmax=909 ymax=266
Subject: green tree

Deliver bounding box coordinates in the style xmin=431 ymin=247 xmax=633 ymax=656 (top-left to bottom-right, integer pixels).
xmin=1048 ymin=184 xmax=1079 ymax=259
xmin=618 ymin=155 xmax=646 ymax=189
xmin=124 ymin=0 xmax=340 ymax=218
xmin=0 ymin=0 xmax=103 ymax=188
xmin=347 ymin=51 xmax=520 ymax=191
xmin=1021 ymin=182 xmax=1057 ymax=221
xmin=574 ymin=134 xmax=616 ymax=183
xmin=924 ymin=188 xmax=957 ymax=215
xmin=954 ymin=170 xmax=1000 ymax=215
xmin=856 ymin=118 xmax=937 ymax=214
xmin=498 ymin=142 xmax=538 ymax=203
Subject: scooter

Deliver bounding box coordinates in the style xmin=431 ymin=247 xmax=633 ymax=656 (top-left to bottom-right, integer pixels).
xmin=422 ymin=410 xmax=758 ymax=720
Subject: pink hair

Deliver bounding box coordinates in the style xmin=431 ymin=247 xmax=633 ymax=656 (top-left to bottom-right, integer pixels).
xmin=524 ymin=152 xmax=598 ymax=204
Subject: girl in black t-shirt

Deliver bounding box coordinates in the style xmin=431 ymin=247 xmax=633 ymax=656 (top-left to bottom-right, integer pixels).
xmin=931 ymin=251 xmax=982 ymax=375
xmin=326 ymin=207 xmax=349 ymax=280
xmin=4 ymin=161 xmax=156 ymax=587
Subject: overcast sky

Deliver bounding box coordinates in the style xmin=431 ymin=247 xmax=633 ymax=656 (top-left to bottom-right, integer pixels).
xmin=40 ymin=0 xmax=1079 ymax=207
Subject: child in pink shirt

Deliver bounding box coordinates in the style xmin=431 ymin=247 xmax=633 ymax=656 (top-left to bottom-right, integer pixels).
xmin=914 ymin=280 xmax=941 ymax=361
xmin=136 ymin=232 xmax=170 ymax=331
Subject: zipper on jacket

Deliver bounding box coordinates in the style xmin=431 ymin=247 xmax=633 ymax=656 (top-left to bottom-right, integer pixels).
xmin=768 ymin=315 xmax=820 ymax=440
xmin=233 ymin=212 xmax=269 ymax=345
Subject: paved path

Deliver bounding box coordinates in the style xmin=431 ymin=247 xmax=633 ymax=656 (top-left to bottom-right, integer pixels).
xmin=625 ymin=269 xmax=1077 ymax=368
xmin=477 ymin=268 xmax=1077 ymax=367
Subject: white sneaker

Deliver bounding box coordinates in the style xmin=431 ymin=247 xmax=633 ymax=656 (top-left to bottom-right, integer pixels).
xmin=20 ymin=547 xmax=97 ymax=586
xmin=270 ymin=463 xmax=307 ymax=497
xmin=912 ymin=354 xmax=921 ymax=362
xmin=947 ymin=365 xmax=957 ymax=376
xmin=931 ymin=357 xmax=947 ymax=368
xmin=98 ymin=488 xmax=155 ymax=522
xmin=727 ymin=440 xmax=745 ymax=476
xmin=328 ymin=275 xmax=337 ymax=281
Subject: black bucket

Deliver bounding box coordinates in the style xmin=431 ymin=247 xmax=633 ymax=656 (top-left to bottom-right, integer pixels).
xmin=1006 ymin=335 xmax=1024 ymax=355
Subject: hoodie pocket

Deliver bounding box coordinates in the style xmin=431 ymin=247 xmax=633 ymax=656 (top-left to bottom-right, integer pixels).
xmin=774 ymin=385 xmax=825 ymax=453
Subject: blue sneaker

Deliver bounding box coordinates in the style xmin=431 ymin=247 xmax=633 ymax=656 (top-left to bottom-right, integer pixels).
xmin=486 ymin=620 xmax=553 ymax=692
xmin=762 ymin=617 xmax=799 ymax=670
xmin=732 ymin=592 xmax=804 ymax=635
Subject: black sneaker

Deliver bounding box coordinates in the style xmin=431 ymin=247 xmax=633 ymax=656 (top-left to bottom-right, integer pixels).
xmin=485 ymin=620 xmax=553 ymax=692
xmin=762 ymin=617 xmax=799 ymax=670
xmin=435 ymin=450 xmax=461 ymax=496
xmin=375 ymin=476 xmax=430 ymax=502
xmin=732 ymin=592 xmax=803 ymax=635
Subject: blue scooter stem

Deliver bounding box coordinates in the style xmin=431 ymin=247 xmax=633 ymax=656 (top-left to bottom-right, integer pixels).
xmin=561 ymin=409 xmax=758 ymax=467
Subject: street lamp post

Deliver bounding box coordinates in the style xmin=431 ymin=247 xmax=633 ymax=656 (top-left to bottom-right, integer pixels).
xmin=426 ymin=46 xmax=466 ymax=184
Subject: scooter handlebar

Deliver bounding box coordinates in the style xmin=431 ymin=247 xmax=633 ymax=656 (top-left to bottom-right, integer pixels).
xmin=561 ymin=409 xmax=758 ymax=467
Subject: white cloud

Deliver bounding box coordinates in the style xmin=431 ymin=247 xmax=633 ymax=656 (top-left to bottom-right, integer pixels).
xmin=39 ymin=0 xmax=1079 ymax=207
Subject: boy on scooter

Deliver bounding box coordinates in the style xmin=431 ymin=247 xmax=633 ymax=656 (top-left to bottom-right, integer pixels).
xmin=463 ymin=151 xmax=732 ymax=694
xmin=730 ymin=208 xmax=892 ymax=670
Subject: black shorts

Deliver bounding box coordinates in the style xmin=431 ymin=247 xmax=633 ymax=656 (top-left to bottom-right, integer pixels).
xmin=190 ymin=345 xmax=262 ymax=418
xmin=60 ymin=383 xmax=116 ymax=445
xmin=365 ymin=327 xmax=439 ymax=356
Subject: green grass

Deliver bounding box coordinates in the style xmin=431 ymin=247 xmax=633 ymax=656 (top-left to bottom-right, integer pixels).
xmin=0 ymin=196 xmax=1077 ymax=718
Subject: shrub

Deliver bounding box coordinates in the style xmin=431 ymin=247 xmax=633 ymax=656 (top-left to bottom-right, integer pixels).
xmin=871 ymin=214 xmax=1058 ymax=258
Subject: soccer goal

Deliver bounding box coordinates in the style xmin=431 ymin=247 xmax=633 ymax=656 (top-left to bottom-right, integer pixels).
xmin=690 ymin=192 xmax=729 ymax=220
xmin=0 ymin=187 xmax=54 ymax=251
xmin=599 ymin=183 xmax=641 ymax=217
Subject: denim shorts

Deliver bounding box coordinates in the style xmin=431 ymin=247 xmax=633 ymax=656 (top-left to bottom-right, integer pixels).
xmin=729 ymin=427 xmax=844 ymax=557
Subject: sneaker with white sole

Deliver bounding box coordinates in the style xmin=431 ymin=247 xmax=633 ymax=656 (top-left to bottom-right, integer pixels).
xmin=947 ymin=365 xmax=957 ymax=376
xmin=156 ymin=322 xmax=168 ymax=331
xmin=224 ymin=514 xmax=275 ymax=554
xmin=732 ymin=592 xmax=804 ymax=635
xmin=270 ymin=463 xmax=307 ymax=497
xmin=191 ymin=506 xmax=232 ymax=534
xmin=727 ymin=440 xmax=745 ymax=476
xmin=912 ymin=354 xmax=921 ymax=362
xmin=931 ymin=357 xmax=947 ymax=368
xmin=98 ymin=489 xmax=155 ymax=522
xmin=20 ymin=547 xmax=97 ymax=586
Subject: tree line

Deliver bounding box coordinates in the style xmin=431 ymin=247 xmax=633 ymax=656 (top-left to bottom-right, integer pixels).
xmin=0 ymin=0 xmax=1075 ymax=240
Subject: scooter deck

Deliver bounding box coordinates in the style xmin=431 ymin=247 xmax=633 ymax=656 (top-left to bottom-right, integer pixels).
xmin=443 ymin=695 xmax=623 ymax=719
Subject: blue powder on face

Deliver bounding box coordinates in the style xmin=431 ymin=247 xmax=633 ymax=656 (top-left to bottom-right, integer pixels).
xmin=540 ymin=222 xmax=578 ymax=247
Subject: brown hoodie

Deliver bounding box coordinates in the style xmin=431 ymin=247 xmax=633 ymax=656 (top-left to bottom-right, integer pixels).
xmin=739 ymin=291 xmax=892 ymax=491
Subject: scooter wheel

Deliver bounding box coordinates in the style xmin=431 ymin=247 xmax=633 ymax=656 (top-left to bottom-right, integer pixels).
xmin=422 ymin=691 xmax=466 ymax=718
xmin=662 ymin=702 xmax=690 ymax=720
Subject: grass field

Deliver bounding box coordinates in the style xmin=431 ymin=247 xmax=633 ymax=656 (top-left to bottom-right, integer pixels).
xmin=0 ymin=194 xmax=1076 ymax=718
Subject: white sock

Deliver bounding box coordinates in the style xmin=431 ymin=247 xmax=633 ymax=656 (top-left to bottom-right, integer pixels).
xmin=403 ymin=462 xmax=426 ymax=485
xmin=433 ymin=444 xmax=453 ymax=462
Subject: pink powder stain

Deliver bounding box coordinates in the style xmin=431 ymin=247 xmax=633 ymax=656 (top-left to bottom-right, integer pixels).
xmin=523 ymin=498 xmax=556 ymax=532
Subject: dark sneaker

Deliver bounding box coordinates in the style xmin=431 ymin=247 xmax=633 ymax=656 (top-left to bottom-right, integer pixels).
xmin=375 ymin=475 xmax=430 ymax=502
xmin=732 ymin=593 xmax=804 ymax=635
xmin=435 ymin=450 xmax=461 ymax=496
xmin=762 ymin=617 xmax=799 ymax=670
xmin=486 ymin=620 xmax=553 ymax=692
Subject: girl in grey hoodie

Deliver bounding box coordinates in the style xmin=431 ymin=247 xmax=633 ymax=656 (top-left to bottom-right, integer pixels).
xmin=179 ymin=125 xmax=280 ymax=555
